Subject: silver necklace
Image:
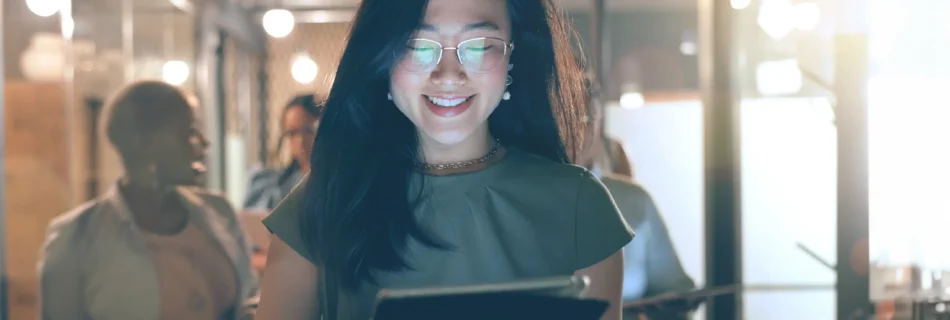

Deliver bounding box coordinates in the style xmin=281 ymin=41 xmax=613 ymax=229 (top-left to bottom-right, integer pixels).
xmin=417 ymin=139 xmax=501 ymax=170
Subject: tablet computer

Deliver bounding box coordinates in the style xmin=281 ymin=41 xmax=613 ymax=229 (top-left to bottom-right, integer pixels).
xmin=376 ymin=275 xmax=590 ymax=301
xmin=372 ymin=276 xmax=606 ymax=320
xmin=622 ymin=285 xmax=739 ymax=311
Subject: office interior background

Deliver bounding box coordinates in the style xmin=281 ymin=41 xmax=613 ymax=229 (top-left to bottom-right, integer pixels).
xmin=2 ymin=0 xmax=949 ymax=318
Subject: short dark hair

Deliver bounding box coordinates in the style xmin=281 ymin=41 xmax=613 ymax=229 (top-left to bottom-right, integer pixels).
xmin=102 ymin=81 xmax=192 ymax=164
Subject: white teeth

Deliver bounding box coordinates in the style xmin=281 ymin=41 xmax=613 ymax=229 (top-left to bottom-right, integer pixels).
xmin=427 ymin=96 xmax=469 ymax=107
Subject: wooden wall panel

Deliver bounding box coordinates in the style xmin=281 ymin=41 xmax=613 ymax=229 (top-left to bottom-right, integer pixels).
xmin=3 ymin=81 xmax=70 ymax=320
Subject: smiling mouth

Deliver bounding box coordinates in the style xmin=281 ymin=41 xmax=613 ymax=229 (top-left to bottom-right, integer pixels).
xmin=191 ymin=161 xmax=207 ymax=174
xmin=424 ymin=94 xmax=475 ymax=107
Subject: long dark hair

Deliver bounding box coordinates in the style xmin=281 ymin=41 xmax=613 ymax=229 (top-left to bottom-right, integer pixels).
xmin=302 ymin=0 xmax=588 ymax=290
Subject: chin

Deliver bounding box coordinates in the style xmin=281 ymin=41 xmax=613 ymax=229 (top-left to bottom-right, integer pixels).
xmin=422 ymin=128 xmax=474 ymax=146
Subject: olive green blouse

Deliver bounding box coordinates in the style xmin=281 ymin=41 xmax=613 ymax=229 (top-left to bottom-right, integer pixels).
xmin=263 ymin=147 xmax=634 ymax=320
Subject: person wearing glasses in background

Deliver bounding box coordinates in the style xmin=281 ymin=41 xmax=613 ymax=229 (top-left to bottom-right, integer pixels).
xmin=581 ymin=76 xmax=695 ymax=320
xmin=240 ymin=94 xmax=324 ymax=273
xmin=243 ymin=94 xmax=324 ymax=211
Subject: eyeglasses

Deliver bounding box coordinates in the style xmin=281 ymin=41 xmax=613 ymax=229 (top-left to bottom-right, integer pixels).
xmin=399 ymin=37 xmax=514 ymax=73
xmin=282 ymin=121 xmax=319 ymax=139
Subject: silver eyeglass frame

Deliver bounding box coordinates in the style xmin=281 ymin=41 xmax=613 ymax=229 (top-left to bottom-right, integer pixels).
xmin=400 ymin=37 xmax=515 ymax=73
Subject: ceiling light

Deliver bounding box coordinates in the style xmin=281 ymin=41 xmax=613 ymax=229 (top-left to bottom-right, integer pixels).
xmin=263 ymin=9 xmax=295 ymax=38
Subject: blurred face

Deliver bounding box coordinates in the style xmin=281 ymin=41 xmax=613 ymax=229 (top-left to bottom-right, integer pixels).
xmin=389 ymin=0 xmax=513 ymax=146
xmin=143 ymin=105 xmax=209 ymax=186
xmin=282 ymin=105 xmax=320 ymax=165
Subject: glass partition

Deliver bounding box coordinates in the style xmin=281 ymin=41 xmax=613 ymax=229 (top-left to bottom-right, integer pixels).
xmin=868 ymin=0 xmax=950 ymax=300
xmin=0 ymin=1 xmax=197 ymax=319
xmin=734 ymin=1 xmax=838 ymax=318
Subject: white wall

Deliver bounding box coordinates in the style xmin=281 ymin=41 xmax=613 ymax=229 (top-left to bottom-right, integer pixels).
xmin=605 ymin=97 xmax=837 ymax=319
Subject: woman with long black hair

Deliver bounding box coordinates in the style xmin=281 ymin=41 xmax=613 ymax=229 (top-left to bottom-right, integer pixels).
xmin=256 ymin=0 xmax=633 ymax=319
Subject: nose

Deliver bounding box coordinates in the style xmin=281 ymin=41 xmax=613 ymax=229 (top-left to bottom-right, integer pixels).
xmin=430 ymin=49 xmax=467 ymax=87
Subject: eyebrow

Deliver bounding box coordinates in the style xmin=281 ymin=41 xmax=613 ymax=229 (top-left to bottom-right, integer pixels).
xmin=419 ymin=21 xmax=500 ymax=32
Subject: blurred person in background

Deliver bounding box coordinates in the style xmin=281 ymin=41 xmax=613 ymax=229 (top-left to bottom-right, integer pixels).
xmin=241 ymin=94 xmax=324 ymax=273
xmin=580 ymin=75 xmax=695 ymax=320
xmin=38 ymin=81 xmax=258 ymax=320
xmin=242 ymin=94 xmax=324 ymax=211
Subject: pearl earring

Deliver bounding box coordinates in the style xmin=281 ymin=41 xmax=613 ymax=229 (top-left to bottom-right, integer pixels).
xmin=502 ymin=74 xmax=513 ymax=100
xmin=387 ymin=93 xmax=392 ymax=100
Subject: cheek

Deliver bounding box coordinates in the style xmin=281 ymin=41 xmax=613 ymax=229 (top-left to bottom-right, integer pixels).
xmin=473 ymin=71 xmax=509 ymax=96
xmin=151 ymin=143 xmax=180 ymax=166
xmin=493 ymin=73 xmax=508 ymax=89
xmin=390 ymin=70 xmax=425 ymax=98
xmin=389 ymin=71 xmax=430 ymax=119
xmin=485 ymin=68 xmax=510 ymax=86
xmin=295 ymin=135 xmax=315 ymax=148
